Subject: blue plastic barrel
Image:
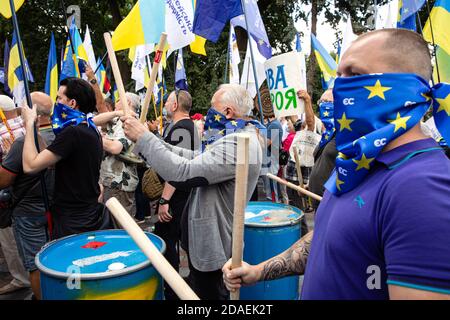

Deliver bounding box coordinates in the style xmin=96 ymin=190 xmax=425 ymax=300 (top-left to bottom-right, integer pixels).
xmin=35 ymin=229 xmax=166 ymax=300
xmin=240 ymin=202 xmax=304 ymax=300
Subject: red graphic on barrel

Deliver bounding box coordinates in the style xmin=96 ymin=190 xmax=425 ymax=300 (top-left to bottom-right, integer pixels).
xmin=82 ymin=241 xmax=107 ymax=249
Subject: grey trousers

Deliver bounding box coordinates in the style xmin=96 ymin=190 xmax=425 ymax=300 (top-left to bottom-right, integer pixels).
xmin=0 ymin=227 xmax=30 ymax=287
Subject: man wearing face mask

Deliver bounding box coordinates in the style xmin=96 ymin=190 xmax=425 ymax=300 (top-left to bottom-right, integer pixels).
xmin=21 ymin=78 xmax=106 ymax=239
xmin=154 ymin=89 xmax=198 ymax=300
xmin=121 ymin=84 xmax=264 ymax=300
xmin=308 ymin=89 xmax=337 ymax=210
xmin=222 ymin=29 xmax=450 ymax=300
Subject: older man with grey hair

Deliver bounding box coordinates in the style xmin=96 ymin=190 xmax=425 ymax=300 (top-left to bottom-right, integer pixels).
xmin=94 ymin=92 xmax=141 ymax=217
xmin=121 ymin=84 xmax=263 ymax=300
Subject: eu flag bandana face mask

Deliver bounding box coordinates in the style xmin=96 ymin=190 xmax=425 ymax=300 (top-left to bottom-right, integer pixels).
xmin=51 ymin=103 xmax=98 ymax=135
xmin=319 ymin=101 xmax=335 ymax=148
xmin=325 ymin=73 xmax=450 ymax=196
xmin=202 ymin=108 xmax=264 ymax=152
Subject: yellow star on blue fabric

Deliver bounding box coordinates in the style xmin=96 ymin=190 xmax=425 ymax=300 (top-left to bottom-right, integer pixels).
xmin=436 ymin=94 xmax=450 ymax=116
xmin=323 ymin=111 xmax=330 ymax=117
xmin=364 ymin=80 xmax=392 ymax=100
xmin=337 ymin=113 xmax=354 ymax=132
xmin=231 ymin=120 xmax=238 ymax=127
xmin=214 ymin=114 xmax=222 ymax=122
xmin=352 ymin=153 xmax=375 ymax=171
xmin=337 ymin=152 xmax=348 ymax=160
xmin=336 ymin=175 xmax=345 ymax=191
xmin=52 ymin=123 xmax=59 ymax=129
xmin=388 ymin=112 xmax=411 ymax=132
xmin=61 ymin=112 xmax=67 ymax=119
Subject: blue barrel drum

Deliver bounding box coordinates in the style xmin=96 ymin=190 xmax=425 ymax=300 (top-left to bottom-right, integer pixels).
xmin=240 ymin=202 xmax=304 ymax=300
xmin=35 ymin=229 xmax=166 ymax=300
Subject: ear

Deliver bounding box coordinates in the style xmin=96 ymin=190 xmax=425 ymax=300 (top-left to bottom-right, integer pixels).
xmin=224 ymin=107 xmax=235 ymax=120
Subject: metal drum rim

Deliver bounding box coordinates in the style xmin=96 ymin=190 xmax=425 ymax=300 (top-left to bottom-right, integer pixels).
xmin=35 ymin=229 xmax=166 ymax=280
xmin=244 ymin=201 xmax=305 ymax=228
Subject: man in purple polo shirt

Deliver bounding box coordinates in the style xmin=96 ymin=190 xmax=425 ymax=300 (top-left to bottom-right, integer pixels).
xmin=222 ymin=29 xmax=450 ymax=299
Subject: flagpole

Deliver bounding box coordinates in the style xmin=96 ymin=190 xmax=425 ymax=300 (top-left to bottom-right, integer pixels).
xmin=60 ymin=0 xmax=77 ymax=61
xmin=240 ymin=0 xmax=264 ymax=123
xmin=93 ymin=51 xmax=108 ymax=74
xmin=224 ymin=27 xmax=231 ymax=84
xmin=425 ymin=0 xmax=441 ymax=83
xmin=7 ymin=0 xmax=51 ymax=225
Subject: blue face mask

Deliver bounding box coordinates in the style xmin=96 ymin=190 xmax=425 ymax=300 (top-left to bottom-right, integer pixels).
xmin=51 ymin=103 xmax=98 ymax=135
xmin=318 ymin=101 xmax=335 ymax=148
xmin=325 ymin=73 xmax=450 ymax=195
xmin=202 ymin=108 xmax=264 ymax=152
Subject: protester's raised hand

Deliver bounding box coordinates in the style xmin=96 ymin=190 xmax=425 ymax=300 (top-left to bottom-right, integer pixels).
xmin=297 ymin=89 xmax=311 ymax=103
xmin=85 ymin=63 xmax=95 ymax=81
xmin=121 ymin=116 xmax=149 ymax=142
xmin=147 ymin=120 xmax=159 ymax=133
xmin=222 ymin=259 xmax=262 ymax=292
xmin=21 ymin=104 xmax=38 ymax=127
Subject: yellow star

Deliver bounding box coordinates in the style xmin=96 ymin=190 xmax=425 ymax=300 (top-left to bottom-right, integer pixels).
xmin=364 ymin=80 xmax=392 ymax=100
xmin=214 ymin=114 xmax=222 ymax=122
xmin=231 ymin=120 xmax=238 ymax=127
xmin=323 ymin=111 xmax=330 ymax=117
xmin=52 ymin=123 xmax=59 ymax=129
xmin=421 ymin=93 xmax=431 ymax=102
xmin=61 ymin=112 xmax=68 ymax=119
xmin=352 ymin=153 xmax=375 ymax=171
xmin=388 ymin=112 xmax=411 ymax=132
xmin=337 ymin=113 xmax=355 ymax=132
xmin=325 ymin=134 xmax=329 ymax=140
xmin=337 ymin=152 xmax=348 ymax=160
xmin=436 ymin=94 xmax=450 ymax=116
xmin=218 ymin=130 xmax=225 ymax=135
xmin=336 ymin=175 xmax=345 ymax=191
xmin=258 ymin=39 xmax=264 ymax=46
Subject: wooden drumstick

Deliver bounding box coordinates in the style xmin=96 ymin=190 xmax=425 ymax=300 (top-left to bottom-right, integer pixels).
xmin=103 ymin=32 xmax=129 ymax=117
xmin=266 ymin=173 xmax=322 ymax=202
xmin=105 ymin=197 xmax=199 ymax=300
xmin=140 ymin=33 xmax=167 ymax=124
xmin=230 ymin=134 xmax=250 ymax=300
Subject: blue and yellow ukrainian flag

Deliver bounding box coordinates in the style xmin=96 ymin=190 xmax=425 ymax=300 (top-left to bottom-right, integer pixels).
xmin=112 ymin=0 xmax=165 ymax=51
xmin=61 ymin=18 xmax=89 ymax=80
xmin=7 ymin=30 xmax=34 ymax=103
xmin=423 ymin=0 xmax=450 ymax=83
xmin=45 ymin=33 xmax=58 ymax=102
xmin=311 ymin=34 xmax=337 ymax=90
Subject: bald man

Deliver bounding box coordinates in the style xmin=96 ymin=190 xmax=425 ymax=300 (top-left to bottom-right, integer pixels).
xmin=222 ymin=29 xmax=450 ymax=300
xmin=0 ymin=92 xmax=55 ymax=299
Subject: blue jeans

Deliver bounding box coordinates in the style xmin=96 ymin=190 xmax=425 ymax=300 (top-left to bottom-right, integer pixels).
xmin=12 ymin=215 xmax=48 ymax=272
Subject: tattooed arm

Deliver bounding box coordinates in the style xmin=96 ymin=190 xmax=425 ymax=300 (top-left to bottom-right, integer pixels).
xmin=222 ymin=231 xmax=313 ymax=291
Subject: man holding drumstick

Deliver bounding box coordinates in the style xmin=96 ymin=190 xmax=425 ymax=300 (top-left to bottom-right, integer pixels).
xmin=222 ymin=29 xmax=450 ymax=300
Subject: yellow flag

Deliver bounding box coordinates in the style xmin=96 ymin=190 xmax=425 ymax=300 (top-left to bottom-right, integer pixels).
xmin=128 ymin=47 xmax=136 ymax=62
xmin=0 ymin=0 xmax=25 ymax=19
xmin=189 ymin=0 xmax=206 ymax=56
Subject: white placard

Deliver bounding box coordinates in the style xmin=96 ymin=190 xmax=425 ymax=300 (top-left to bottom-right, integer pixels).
xmin=264 ymin=51 xmax=307 ymax=118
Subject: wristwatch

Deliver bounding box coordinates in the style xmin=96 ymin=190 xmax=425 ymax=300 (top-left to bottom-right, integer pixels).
xmin=159 ymin=197 xmax=170 ymax=205
xmin=89 ymin=78 xmax=97 ymax=85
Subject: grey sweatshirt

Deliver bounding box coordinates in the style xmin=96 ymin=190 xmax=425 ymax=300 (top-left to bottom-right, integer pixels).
xmin=134 ymin=125 xmax=263 ymax=272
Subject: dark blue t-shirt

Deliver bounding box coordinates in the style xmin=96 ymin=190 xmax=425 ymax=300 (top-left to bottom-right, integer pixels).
xmin=301 ymin=139 xmax=450 ymax=299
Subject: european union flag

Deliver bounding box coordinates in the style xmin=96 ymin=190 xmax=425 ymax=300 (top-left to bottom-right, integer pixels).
xmin=51 ymin=102 xmax=97 ymax=135
xmin=397 ymin=0 xmax=423 ymax=30
xmin=202 ymin=107 xmax=264 ymax=151
xmin=319 ymin=101 xmax=335 ymax=147
xmin=325 ymin=73 xmax=450 ymax=195
xmin=193 ymin=0 xmax=243 ymax=43
xmin=230 ymin=0 xmax=272 ymax=59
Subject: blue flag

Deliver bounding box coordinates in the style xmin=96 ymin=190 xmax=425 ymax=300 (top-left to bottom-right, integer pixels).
xmin=325 ymin=73 xmax=450 ymax=195
xmin=60 ymin=43 xmax=77 ymax=81
xmin=175 ymin=48 xmax=188 ymax=91
xmin=202 ymin=107 xmax=264 ymax=151
xmin=319 ymin=101 xmax=335 ymax=147
xmin=231 ymin=0 xmax=272 ymax=59
xmin=193 ymin=0 xmax=243 ymax=43
xmin=295 ymin=33 xmax=302 ymax=52
xmin=51 ymin=102 xmax=97 ymax=135
xmin=399 ymin=0 xmax=425 ymax=22
xmin=45 ymin=33 xmax=58 ymax=102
